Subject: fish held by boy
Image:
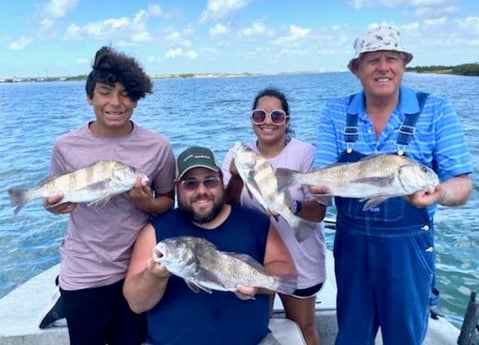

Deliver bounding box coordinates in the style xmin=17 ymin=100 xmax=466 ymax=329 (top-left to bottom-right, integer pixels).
xmin=275 ymin=154 xmax=440 ymax=211
xmin=231 ymin=142 xmax=319 ymax=242
xmin=152 ymin=236 xmax=297 ymax=296
xmin=8 ymin=160 xmax=149 ymax=215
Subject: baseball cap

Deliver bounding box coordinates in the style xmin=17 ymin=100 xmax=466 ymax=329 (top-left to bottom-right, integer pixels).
xmin=347 ymin=25 xmax=413 ymax=72
xmin=176 ymin=146 xmax=220 ymax=180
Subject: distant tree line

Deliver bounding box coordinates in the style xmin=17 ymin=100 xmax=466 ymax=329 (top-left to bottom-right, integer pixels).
xmin=407 ymin=63 xmax=479 ymax=76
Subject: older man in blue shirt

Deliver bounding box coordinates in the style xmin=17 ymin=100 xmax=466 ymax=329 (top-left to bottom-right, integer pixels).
xmin=313 ymin=25 xmax=473 ymax=345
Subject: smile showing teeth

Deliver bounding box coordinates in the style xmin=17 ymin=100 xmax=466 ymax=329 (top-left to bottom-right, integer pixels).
xmin=260 ymin=127 xmax=275 ymax=132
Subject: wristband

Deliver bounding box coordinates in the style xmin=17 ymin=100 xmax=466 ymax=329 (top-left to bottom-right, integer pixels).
xmin=293 ymin=200 xmax=302 ymax=215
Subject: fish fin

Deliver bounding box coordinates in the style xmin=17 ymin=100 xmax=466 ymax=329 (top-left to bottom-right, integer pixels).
xmin=185 ymin=280 xmax=212 ymax=294
xmin=7 ymin=188 xmax=29 ymax=215
xmin=194 ymin=268 xmax=228 ymax=291
xmin=273 ymin=274 xmax=298 ymax=295
xmin=246 ymin=172 xmax=264 ymax=197
xmin=293 ymin=218 xmax=320 ymax=242
xmin=82 ymin=180 xmax=117 ymax=207
xmin=352 ymin=175 xmax=395 ymax=187
xmin=275 ymin=167 xmax=299 ymax=191
xmin=83 ymin=180 xmax=112 ymax=192
xmin=245 ymin=186 xmax=254 ymax=200
xmin=228 ymin=253 xmax=266 ymax=272
xmin=362 ymin=196 xmax=390 ymax=210
xmin=358 ymin=153 xmax=389 ymax=162
xmin=86 ymin=195 xmax=112 ymax=208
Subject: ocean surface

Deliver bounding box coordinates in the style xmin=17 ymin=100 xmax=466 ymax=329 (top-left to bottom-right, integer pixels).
xmin=0 ymin=72 xmax=477 ymax=329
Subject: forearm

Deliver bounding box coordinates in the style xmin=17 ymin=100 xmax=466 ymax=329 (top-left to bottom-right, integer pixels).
xmin=296 ymin=199 xmax=326 ymax=222
xmin=225 ymin=175 xmax=244 ymax=204
xmin=135 ymin=192 xmax=174 ymax=215
xmin=437 ymin=174 xmax=472 ymax=206
xmin=148 ymin=194 xmax=174 ymax=214
xmin=123 ymin=266 xmax=169 ymax=313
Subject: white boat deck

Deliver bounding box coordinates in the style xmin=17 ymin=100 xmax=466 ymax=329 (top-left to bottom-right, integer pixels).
xmin=0 ymin=250 xmax=461 ymax=345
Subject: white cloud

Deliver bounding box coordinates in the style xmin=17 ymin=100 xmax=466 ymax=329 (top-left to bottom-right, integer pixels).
xmin=131 ymin=31 xmax=152 ymax=43
xmin=200 ymin=0 xmax=251 ymax=22
xmin=210 ymin=23 xmax=229 ymax=36
xmin=42 ymin=0 xmax=80 ymax=18
xmin=65 ymin=23 xmax=82 ymax=40
xmin=165 ymin=48 xmax=199 ymax=59
xmin=238 ymin=22 xmax=268 ymax=38
xmin=39 ymin=18 xmax=54 ymax=31
xmin=76 ymin=58 xmax=89 ymax=65
xmin=147 ymin=4 xmax=167 ymax=18
xmin=9 ymin=36 xmax=33 ymax=50
xmin=185 ymin=50 xmax=199 ymax=59
xmin=349 ymin=0 xmax=459 ymax=19
xmin=166 ymin=48 xmax=183 ymax=58
xmin=272 ymin=25 xmax=311 ymax=45
xmin=289 ymin=25 xmax=311 ymax=39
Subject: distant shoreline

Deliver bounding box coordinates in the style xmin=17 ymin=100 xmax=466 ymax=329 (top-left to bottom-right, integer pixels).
xmin=2 ymin=63 xmax=478 ymax=83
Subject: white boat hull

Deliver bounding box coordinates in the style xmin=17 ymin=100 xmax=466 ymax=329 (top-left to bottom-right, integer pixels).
xmin=0 ymin=250 xmax=461 ymax=345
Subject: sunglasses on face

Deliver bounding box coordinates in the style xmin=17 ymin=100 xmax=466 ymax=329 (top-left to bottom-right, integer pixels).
xmin=178 ymin=176 xmax=221 ymax=190
xmin=251 ymin=109 xmax=289 ymax=125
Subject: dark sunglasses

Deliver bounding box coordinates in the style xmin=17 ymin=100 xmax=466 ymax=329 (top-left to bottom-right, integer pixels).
xmin=251 ymin=109 xmax=289 ymax=125
xmin=178 ymin=176 xmax=221 ymax=190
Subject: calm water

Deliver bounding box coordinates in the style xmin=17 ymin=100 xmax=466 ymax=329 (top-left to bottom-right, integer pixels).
xmin=0 ymin=72 xmax=477 ymax=328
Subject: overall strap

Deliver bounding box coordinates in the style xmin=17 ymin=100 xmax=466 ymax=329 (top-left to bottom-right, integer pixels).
xmin=344 ymin=94 xmax=358 ymax=153
xmin=396 ymin=92 xmax=429 ymax=155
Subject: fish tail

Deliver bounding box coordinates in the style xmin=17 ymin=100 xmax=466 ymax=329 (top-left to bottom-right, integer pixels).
xmin=273 ymin=274 xmax=298 ymax=295
xmin=7 ymin=188 xmax=30 ymax=215
xmin=275 ymin=167 xmax=300 ymax=191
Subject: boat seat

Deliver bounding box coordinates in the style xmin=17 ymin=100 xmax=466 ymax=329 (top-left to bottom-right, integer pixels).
xmin=269 ymin=317 xmax=307 ymax=345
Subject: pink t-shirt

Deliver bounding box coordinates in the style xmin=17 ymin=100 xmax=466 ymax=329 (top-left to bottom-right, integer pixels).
xmin=50 ymin=123 xmax=176 ymax=290
xmin=222 ymin=138 xmax=326 ymax=289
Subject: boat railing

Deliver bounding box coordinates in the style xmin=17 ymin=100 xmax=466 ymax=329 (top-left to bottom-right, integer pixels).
xmin=457 ymin=291 xmax=479 ymax=345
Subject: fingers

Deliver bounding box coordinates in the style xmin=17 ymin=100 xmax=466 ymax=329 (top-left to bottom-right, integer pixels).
xmin=45 ymin=193 xmax=64 ymax=206
xmin=235 ymin=284 xmax=256 ymax=300
xmin=146 ymin=258 xmax=170 ymax=279
xmin=230 ymin=160 xmax=239 ymax=175
xmin=44 ymin=193 xmax=76 ymax=214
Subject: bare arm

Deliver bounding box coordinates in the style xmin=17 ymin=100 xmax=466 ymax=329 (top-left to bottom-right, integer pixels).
xmin=296 ymin=199 xmax=326 ymax=222
xmin=224 ymin=159 xmax=244 ymax=204
xmin=128 ymin=176 xmax=174 ymax=214
xmin=263 ymin=223 xmax=296 ymax=276
xmin=236 ymin=223 xmax=296 ymax=299
xmin=123 ymin=224 xmax=171 ymax=313
xmin=407 ymin=174 xmax=472 ymax=208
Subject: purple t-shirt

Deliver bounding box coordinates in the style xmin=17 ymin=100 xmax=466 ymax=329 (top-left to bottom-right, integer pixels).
xmin=222 ymin=138 xmax=326 ymax=289
xmin=50 ymin=123 xmax=175 ymax=290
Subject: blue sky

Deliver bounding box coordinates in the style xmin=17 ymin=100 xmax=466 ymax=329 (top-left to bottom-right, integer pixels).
xmin=1 ymin=0 xmax=479 ymax=78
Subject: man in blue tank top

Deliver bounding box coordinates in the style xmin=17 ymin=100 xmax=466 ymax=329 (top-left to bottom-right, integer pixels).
xmin=313 ymin=26 xmax=473 ymax=345
xmin=123 ymin=146 xmax=297 ymax=345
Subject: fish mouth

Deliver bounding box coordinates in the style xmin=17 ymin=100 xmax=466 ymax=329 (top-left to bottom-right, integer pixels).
xmin=152 ymin=245 xmax=166 ymax=262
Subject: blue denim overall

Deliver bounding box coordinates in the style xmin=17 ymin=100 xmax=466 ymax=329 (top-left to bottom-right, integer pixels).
xmin=334 ymin=96 xmax=434 ymax=345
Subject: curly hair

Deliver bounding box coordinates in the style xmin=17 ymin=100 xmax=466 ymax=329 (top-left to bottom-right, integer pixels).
xmin=85 ymin=46 xmax=153 ymax=101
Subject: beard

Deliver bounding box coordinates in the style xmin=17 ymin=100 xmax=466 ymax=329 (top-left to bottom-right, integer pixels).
xmin=178 ymin=193 xmax=225 ymax=224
